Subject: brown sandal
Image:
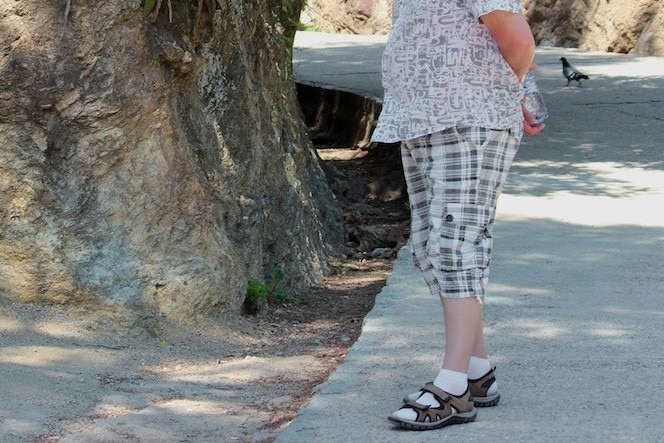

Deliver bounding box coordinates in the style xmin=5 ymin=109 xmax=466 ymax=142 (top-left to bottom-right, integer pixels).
xmin=405 ymin=366 xmax=501 ymax=407
xmin=389 ymin=383 xmax=476 ymax=431
xmin=469 ymin=366 xmax=500 ymax=407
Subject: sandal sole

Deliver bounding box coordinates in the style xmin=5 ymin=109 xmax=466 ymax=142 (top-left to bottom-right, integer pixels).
xmin=388 ymin=408 xmax=477 ymax=431
xmin=473 ymin=393 xmax=500 ymax=408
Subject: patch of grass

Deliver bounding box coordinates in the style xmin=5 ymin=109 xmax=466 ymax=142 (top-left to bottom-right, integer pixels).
xmin=243 ymin=262 xmax=300 ymax=314
xmin=243 ymin=278 xmax=269 ymax=315
xmin=299 ymin=23 xmax=322 ymax=32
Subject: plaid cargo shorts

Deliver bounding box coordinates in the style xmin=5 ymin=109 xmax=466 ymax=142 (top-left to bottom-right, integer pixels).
xmin=401 ymin=125 xmax=521 ymax=301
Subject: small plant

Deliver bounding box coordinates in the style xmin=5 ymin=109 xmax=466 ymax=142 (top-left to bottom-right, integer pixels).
xmin=247 ymin=278 xmax=270 ymax=303
xmin=268 ymin=262 xmax=285 ymax=296
xmin=266 ymin=261 xmax=308 ymax=304
xmin=242 ymin=261 xmax=299 ymax=314
xmin=300 ymin=23 xmax=322 ymax=32
xmin=243 ymin=278 xmax=270 ymax=315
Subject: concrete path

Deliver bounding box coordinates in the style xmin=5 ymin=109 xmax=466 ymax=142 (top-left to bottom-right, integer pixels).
xmin=280 ymin=32 xmax=664 ymax=442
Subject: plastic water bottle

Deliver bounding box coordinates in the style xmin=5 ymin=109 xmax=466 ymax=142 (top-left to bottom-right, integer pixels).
xmin=523 ymin=71 xmax=548 ymax=124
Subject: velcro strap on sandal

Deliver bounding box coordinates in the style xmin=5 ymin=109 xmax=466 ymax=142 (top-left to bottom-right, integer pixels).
xmin=420 ymin=383 xmax=472 ymax=413
xmin=420 ymin=383 xmax=451 ymax=404
xmin=403 ymin=399 xmax=431 ymax=410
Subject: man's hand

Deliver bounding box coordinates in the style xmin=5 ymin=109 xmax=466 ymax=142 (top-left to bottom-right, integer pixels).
xmin=523 ymin=106 xmax=545 ymax=135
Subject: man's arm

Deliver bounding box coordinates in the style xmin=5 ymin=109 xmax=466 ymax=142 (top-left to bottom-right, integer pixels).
xmin=480 ymin=10 xmax=535 ymax=82
xmin=481 ymin=10 xmax=544 ymax=134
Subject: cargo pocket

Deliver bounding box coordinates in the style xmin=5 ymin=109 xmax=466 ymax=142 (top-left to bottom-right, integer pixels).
xmin=436 ymin=203 xmax=492 ymax=272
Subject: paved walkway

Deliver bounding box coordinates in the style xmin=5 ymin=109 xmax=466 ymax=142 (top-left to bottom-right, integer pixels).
xmin=279 ymin=32 xmax=664 ymax=442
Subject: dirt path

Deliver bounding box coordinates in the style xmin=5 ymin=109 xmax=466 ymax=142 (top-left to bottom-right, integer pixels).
xmin=0 ymin=145 xmax=408 ymax=442
xmin=1 ymin=258 xmax=389 ymax=442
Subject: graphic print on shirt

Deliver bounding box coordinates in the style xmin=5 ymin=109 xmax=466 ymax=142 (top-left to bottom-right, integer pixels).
xmin=372 ymin=0 xmax=524 ymax=143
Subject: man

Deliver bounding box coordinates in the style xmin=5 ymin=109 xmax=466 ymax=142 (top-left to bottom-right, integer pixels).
xmin=371 ymin=0 xmax=545 ymax=431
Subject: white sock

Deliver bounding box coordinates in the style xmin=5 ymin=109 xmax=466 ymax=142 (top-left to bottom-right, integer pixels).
xmin=392 ymin=369 xmax=467 ymax=421
xmin=433 ymin=368 xmax=468 ymax=396
xmin=468 ymin=356 xmax=492 ymax=380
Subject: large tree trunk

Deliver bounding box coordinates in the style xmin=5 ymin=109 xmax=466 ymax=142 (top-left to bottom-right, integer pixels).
xmin=0 ymin=1 xmax=342 ymax=321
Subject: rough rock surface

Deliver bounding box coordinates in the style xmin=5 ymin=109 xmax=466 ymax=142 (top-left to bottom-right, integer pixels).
xmin=0 ymin=1 xmax=342 ymax=322
xmin=301 ymin=0 xmax=392 ymax=35
xmin=524 ymin=0 xmax=664 ymax=56
xmin=302 ymin=0 xmax=664 ymax=56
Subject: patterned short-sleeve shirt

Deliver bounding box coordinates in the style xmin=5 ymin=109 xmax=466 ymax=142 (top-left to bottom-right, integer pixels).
xmin=372 ymin=0 xmax=525 ymax=143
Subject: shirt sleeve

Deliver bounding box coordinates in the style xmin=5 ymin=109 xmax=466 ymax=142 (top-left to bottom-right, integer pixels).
xmin=465 ymin=0 xmax=523 ymax=19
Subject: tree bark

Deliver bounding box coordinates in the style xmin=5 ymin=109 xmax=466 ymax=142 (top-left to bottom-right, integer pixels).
xmin=0 ymin=0 xmax=342 ymax=321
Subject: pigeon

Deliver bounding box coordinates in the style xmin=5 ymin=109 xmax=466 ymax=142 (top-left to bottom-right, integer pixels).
xmin=560 ymin=57 xmax=590 ymax=86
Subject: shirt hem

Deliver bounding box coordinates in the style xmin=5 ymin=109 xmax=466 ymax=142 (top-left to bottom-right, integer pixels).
xmin=371 ymin=121 xmax=522 ymax=144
